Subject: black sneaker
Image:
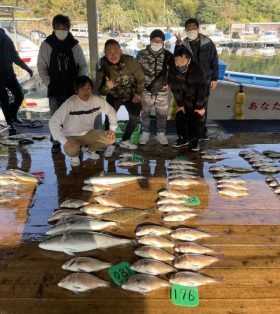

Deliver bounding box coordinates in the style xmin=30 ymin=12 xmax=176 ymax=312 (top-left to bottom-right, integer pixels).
xmin=51 ymin=143 xmax=61 ymax=153
xmin=172 ymin=138 xmax=189 ymax=148
xmin=191 ymin=139 xmax=200 ymax=151
xmin=8 ymin=125 xmax=17 ymax=136
xmin=201 ymin=132 xmax=209 ymax=141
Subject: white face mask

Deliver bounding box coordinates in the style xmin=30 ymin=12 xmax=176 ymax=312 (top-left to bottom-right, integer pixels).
xmin=150 ymin=42 xmax=163 ymax=52
xmin=186 ymin=30 xmax=198 ymax=41
xmin=55 ymin=30 xmax=68 ymax=41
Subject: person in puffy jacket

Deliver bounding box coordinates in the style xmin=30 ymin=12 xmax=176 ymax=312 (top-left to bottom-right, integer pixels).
xmin=168 ymin=46 xmax=207 ymax=151
xmin=0 ymin=28 xmax=33 ymax=135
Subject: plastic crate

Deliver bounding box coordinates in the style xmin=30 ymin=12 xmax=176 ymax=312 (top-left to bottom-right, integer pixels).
xmin=115 ymin=121 xmax=141 ymax=144
xmin=218 ymin=60 xmax=227 ymax=80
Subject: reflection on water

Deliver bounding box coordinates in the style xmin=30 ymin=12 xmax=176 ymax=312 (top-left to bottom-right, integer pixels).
xmin=219 ymin=48 xmax=280 ymax=76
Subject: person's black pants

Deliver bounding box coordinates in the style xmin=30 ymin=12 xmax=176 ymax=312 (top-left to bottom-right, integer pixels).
xmin=175 ymin=103 xmax=206 ymax=140
xmin=105 ymin=95 xmax=141 ymax=141
xmin=0 ymin=78 xmax=24 ymax=125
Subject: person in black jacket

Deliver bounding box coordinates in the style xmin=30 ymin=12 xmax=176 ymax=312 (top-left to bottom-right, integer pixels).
xmin=37 ymin=14 xmax=87 ymax=153
xmin=168 ymin=46 xmax=207 ymax=151
xmin=175 ymin=18 xmax=218 ymax=140
xmin=0 ymin=28 xmax=33 ymax=135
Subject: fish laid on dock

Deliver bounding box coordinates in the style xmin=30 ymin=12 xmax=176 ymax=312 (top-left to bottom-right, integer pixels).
xmin=84 ymin=172 xmax=145 ymax=185
xmin=135 ymin=224 xmax=171 ymax=236
xmin=137 ymin=235 xmax=174 ymax=248
xmin=121 ymin=274 xmax=170 ymax=293
xmin=60 ymin=199 xmax=90 ymax=209
xmin=62 ymin=257 xmax=112 ymax=272
xmin=58 ymin=272 xmax=110 ymax=292
xmin=130 ymin=258 xmax=176 ymax=275
xmin=134 ymin=246 xmax=174 ymax=261
xmin=174 ymin=254 xmax=221 ymax=270
xmin=171 ymin=228 xmax=212 ymax=241
xmin=174 ymin=242 xmax=217 ymax=255
xmin=169 ymin=271 xmax=222 ymax=286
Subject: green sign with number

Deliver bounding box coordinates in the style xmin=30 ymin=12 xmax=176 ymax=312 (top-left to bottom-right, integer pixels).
xmin=176 ymin=156 xmax=188 ymax=160
xmin=171 ymin=284 xmax=199 ymax=307
xmin=131 ymin=155 xmax=144 ymax=163
xmin=182 ymin=196 xmax=201 ymax=206
xmin=108 ymin=262 xmax=135 ymax=286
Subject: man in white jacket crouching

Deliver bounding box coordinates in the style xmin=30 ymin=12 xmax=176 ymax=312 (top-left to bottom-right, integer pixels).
xmin=49 ymin=75 xmax=117 ymax=167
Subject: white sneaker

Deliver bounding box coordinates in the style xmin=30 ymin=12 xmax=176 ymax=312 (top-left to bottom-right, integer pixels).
xmin=88 ymin=150 xmax=100 ymax=160
xmin=139 ymin=132 xmax=150 ymax=145
xmin=157 ymin=132 xmax=168 ymax=146
xmin=70 ymin=157 xmax=80 ymax=167
xmin=119 ymin=140 xmax=137 ymax=150
xmin=81 ymin=145 xmax=88 ymax=153
xmin=104 ymin=145 xmax=115 ymax=158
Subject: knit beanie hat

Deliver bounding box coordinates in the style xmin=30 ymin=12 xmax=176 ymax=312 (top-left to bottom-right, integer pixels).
xmin=150 ymin=29 xmax=165 ymax=41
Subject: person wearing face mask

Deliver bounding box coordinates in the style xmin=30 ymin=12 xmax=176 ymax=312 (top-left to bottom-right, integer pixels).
xmin=0 ymin=28 xmax=33 ymax=135
xmin=37 ymin=14 xmax=87 ymax=153
xmin=175 ymin=18 xmax=218 ymax=141
xmin=168 ymin=46 xmax=207 ymax=151
xmin=96 ymin=39 xmax=145 ymax=155
xmin=137 ymin=29 xmax=174 ymax=146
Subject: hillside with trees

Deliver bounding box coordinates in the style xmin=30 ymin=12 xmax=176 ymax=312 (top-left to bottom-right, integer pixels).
xmin=3 ymin=0 xmax=280 ymax=31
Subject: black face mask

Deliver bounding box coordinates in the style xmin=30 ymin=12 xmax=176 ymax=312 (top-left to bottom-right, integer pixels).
xmin=176 ymin=63 xmax=189 ymax=73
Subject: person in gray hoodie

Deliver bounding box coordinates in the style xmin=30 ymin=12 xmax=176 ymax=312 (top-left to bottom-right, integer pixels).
xmin=37 ymin=14 xmax=87 ymax=153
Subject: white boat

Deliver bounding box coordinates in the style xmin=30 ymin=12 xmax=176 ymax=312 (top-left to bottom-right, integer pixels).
xmin=257 ymin=31 xmax=279 ymax=44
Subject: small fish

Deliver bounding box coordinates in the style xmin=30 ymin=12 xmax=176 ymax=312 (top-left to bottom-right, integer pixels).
xmin=62 ymin=257 xmax=112 ymax=272
xmin=258 ymin=166 xmax=280 ymax=173
xmin=157 ymin=204 xmax=196 ymax=213
xmin=217 ymin=184 xmax=248 ymax=191
xmin=135 ymin=224 xmax=171 ymax=236
xmin=48 ymin=209 xmax=82 ymax=223
xmin=229 ymin=167 xmax=254 ymax=173
xmin=82 ymin=185 xmax=112 ymax=193
xmin=118 ymin=159 xmax=143 ymax=167
xmin=168 ymin=170 xmax=196 ymax=176
xmin=175 ymin=243 xmax=216 ymax=255
xmin=249 ymin=157 xmax=273 ymax=164
xmin=119 ymin=153 xmax=143 ymax=159
xmin=80 ymin=204 xmax=117 ymax=215
xmin=46 ymin=218 xmax=118 ymax=235
xmin=217 ymin=178 xmax=246 ymax=185
xmin=167 ymin=164 xmax=197 ymax=171
xmin=201 ymin=150 xmax=223 ymax=155
xmin=168 ymin=174 xmax=198 ymax=180
xmin=130 ymin=258 xmax=176 ymax=275
xmin=158 ymin=189 xmax=190 ymax=199
xmin=274 ymin=187 xmax=280 ymax=194
xmin=94 ymin=195 xmax=123 ymax=207
xmin=269 ymin=180 xmax=279 ymax=188
xmin=157 ymin=198 xmax=186 ymax=205
xmin=171 ymin=228 xmax=211 ymax=241
xmin=265 ymin=176 xmax=275 ymax=183
xmin=251 ymin=162 xmax=274 ymax=168
xmin=169 ymin=159 xmax=196 ymax=165
xmin=218 ymin=189 xmax=249 ymax=197
xmin=121 ymin=274 xmax=170 ymax=293
xmin=99 ymin=208 xmax=152 ymax=223
xmin=267 ymin=152 xmax=280 ymax=159
xmin=174 ymin=254 xmax=220 ymax=270
xmin=60 ymin=199 xmax=90 ymax=209
xmin=201 ymin=154 xmax=226 ymax=160
xmin=239 ymin=150 xmax=255 ymax=156
xmin=84 ymin=172 xmax=145 ymax=185
xmin=5 ymin=169 xmax=39 ymax=183
xmin=58 ymin=273 xmax=110 ymax=292
xmin=169 ymin=178 xmax=201 ymax=187
xmin=135 ymin=246 xmax=174 ymax=261
xmin=137 ymin=235 xmax=174 ymax=248
xmin=162 ymin=211 xmax=197 ymax=222
xmin=209 ymin=165 xmax=231 ymax=172
xmin=169 ymin=271 xmax=222 ymax=287
xmin=213 ymin=172 xmax=238 ymax=179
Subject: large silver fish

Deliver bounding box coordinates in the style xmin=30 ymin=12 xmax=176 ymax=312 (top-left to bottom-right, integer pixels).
xmin=58 ymin=273 xmax=110 ymax=292
xmin=39 ymin=231 xmax=132 ymax=255
xmin=84 ymin=172 xmax=145 ymax=185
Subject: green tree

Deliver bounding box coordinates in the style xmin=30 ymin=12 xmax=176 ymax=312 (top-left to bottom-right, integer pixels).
xmin=158 ymin=9 xmax=179 ymax=30
xmin=100 ymin=3 xmax=130 ymax=31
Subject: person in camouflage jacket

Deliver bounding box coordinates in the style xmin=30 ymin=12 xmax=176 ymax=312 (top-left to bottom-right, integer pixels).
xmin=137 ymin=29 xmax=174 ymax=146
xmin=97 ymin=39 xmax=145 ymax=153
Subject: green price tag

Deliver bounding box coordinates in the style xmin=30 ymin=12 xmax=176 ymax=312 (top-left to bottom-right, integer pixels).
xmin=176 ymin=156 xmax=188 ymax=160
xmin=182 ymin=196 xmax=201 ymax=206
xmin=131 ymin=155 xmax=144 ymax=163
xmin=108 ymin=262 xmax=135 ymax=286
xmin=171 ymin=284 xmax=199 ymax=307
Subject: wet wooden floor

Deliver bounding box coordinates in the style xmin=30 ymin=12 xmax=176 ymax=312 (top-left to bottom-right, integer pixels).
xmin=0 ymin=130 xmax=280 ymax=314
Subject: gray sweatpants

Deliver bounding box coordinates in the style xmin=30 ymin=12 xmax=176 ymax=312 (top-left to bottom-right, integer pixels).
xmin=140 ymin=91 xmax=169 ymax=133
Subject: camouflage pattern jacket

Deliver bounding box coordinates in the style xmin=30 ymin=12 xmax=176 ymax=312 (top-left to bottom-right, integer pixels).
xmin=137 ymin=46 xmax=174 ymax=95
xmin=97 ymin=54 xmax=145 ymax=102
